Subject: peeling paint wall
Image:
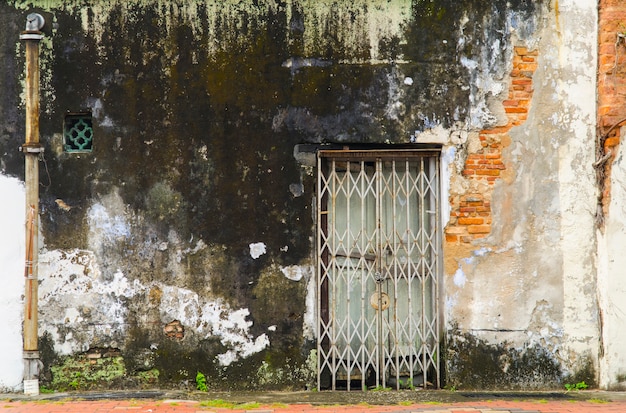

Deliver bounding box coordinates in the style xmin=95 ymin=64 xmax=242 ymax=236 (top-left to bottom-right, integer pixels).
xmin=0 ymin=0 xmax=613 ymax=391
xmin=600 ymin=134 xmax=626 ymax=389
xmin=444 ymin=0 xmax=600 ymax=389
xmin=597 ymin=0 xmax=626 ymax=390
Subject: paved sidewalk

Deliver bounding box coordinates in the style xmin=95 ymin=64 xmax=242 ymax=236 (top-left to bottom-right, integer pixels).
xmin=2 ymin=395 xmax=626 ymax=413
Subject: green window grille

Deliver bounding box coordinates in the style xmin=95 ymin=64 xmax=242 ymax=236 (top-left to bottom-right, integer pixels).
xmin=64 ymin=112 xmax=93 ymax=152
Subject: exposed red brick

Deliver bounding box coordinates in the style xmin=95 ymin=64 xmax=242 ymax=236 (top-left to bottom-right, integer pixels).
xmin=599 ymin=43 xmax=617 ymax=55
xmin=446 ymin=226 xmax=468 ymax=235
xmin=481 ymin=126 xmax=511 ymax=134
xmin=458 ymin=217 xmax=484 ymax=225
xmin=446 ymin=46 xmax=536 ymax=244
xmin=467 ymin=225 xmax=491 ymax=234
xmin=475 ymin=169 xmax=501 ymax=176
xmin=604 ymin=136 xmax=620 ymax=148
xmin=597 ymin=0 xmax=626 ymax=219
xmin=445 ymin=234 xmax=459 ymax=243
xmin=517 ymin=63 xmax=538 ymax=71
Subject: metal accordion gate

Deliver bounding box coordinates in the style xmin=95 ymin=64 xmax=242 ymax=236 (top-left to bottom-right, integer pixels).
xmin=316 ymin=149 xmax=441 ymax=390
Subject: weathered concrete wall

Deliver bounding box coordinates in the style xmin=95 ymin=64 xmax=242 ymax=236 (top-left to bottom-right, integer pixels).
xmin=443 ymin=0 xmax=599 ymax=389
xmin=0 ymin=0 xmax=608 ymax=391
xmin=597 ymin=0 xmax=626 ymax=390
xmin=601 ymin=129 xmax=626 ymax=389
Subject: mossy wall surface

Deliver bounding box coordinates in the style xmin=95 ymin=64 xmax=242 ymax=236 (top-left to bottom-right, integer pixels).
xmin=445 ymin=328 xmax=598 ymax=390
xmin=0 ymin=0 xmax=561 ymax=390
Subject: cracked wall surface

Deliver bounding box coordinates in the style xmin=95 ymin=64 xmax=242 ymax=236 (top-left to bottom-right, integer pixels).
xmin=597 ymin=0 xmax=626 ymax=390
xmin=0 ymin=0 xmax=612 ymax=391
xmin=444 ymin=0 xmax=600 ymax=388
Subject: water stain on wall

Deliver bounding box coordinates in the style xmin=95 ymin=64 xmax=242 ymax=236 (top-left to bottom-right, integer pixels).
xmin=0 ymin=0 xmax=553 ymax=389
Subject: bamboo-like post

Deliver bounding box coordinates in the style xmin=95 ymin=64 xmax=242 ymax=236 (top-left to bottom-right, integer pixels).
xmin=20 ymin=12 xmax=45 ymax=396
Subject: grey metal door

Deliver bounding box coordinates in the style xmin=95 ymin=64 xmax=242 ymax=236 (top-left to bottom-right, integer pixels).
xmin=317 ymin=149 xmax=441 ymax=390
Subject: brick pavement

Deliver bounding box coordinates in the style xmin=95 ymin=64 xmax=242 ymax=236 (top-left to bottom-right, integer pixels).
xmin=2 ymin=399 xmax=626 ymax=413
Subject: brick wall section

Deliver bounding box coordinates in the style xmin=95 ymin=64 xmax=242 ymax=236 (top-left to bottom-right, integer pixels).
xmin=598 ymin=0 xmax=626 ymax=217
xmin=446 ymin=47 xmax=537 ymax=244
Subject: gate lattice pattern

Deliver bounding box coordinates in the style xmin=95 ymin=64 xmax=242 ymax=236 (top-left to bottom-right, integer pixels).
xmin=317 ymin=150 xmax=441 ymax=391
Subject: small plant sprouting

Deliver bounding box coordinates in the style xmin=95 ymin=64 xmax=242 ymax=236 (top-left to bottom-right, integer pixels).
xmin=195 ymin=371 xmax=208 ymax=392
xmin=405 ymin=377 xmax=416 ymax=390
xmin=564 ymin=381 xmax=588 ymax=391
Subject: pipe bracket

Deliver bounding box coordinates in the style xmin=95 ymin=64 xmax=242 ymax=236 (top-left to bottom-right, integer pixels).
xmin=23 ymin=351 xmax=39 ymax=359
xmin=20 ymin=144 xmax=44 ymax=154
xmin=19 ymin=32 xmax=44 ymax=41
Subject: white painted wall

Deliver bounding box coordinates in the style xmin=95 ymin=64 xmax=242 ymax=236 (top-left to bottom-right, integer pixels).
xmin=443 ymin=0 xmax=600 ymax=381
xmin=553 ymin=0 xmax=600 ymax=373
xmin=599 ymin=127 xmax=626 ymax=389
xmin=0 ymin=175 xmax=26 ymax=391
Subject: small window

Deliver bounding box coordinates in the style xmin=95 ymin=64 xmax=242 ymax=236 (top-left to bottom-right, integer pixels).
xmin=64 ymin=111 xmax=93 ymax=153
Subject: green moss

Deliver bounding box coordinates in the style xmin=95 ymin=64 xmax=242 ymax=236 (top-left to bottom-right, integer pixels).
xmin=137 ymin=368 xmax=160 ymax=386
xmin=251 ymin=265 xmax=306 ymax=326
xmin=148 ymin=334 xmax=315 ymax=390
xmin=145 ymin=181 xmax=186 ymax=223
xmin=38 ymin=332 xmax=60 ymax=387
xmin=199 ymin=399 xmax=236 ymax=408
xmin=445 ymin=327 xmax=562 ymax=390
xmin=3 ymin=0 xmax=546 ymax=392
xmin=254 ymin=349 xmax=316 ymax=390
xmin=50 ymin=355 xmax=126 ymax=391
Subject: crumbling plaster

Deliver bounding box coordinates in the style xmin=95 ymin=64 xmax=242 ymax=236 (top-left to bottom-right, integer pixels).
xmin=0 ymin=0 xmax=608 ymax=391
xmin=443 ymin=0 xmax=599 ymax=386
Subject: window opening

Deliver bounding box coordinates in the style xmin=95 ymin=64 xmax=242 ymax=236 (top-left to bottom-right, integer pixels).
xmin=64 ymin=111 xmax=93 ymax=153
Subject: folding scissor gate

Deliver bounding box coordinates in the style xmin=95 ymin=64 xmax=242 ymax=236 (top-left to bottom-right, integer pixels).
xmin=317 ymin=149 xmax=441 ymax=391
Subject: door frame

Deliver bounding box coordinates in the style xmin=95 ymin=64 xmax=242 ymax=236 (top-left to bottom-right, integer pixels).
xmin=316 ymin=148 xmax=443 ymax=391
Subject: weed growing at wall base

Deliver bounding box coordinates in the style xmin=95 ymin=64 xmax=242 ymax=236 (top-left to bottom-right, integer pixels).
xmin=195 ymin=371 xmax=208 ymax=392
xmin=564 ymin=381 xmax=588 ymax=391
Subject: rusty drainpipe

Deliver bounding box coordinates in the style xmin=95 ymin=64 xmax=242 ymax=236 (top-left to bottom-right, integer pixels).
xmin=20 ymin=12 xmax=45 ymax=396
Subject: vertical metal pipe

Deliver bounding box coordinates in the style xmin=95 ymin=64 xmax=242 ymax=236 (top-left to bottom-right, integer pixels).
xmin=20 ymin=13 xmax=45 ymax=396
